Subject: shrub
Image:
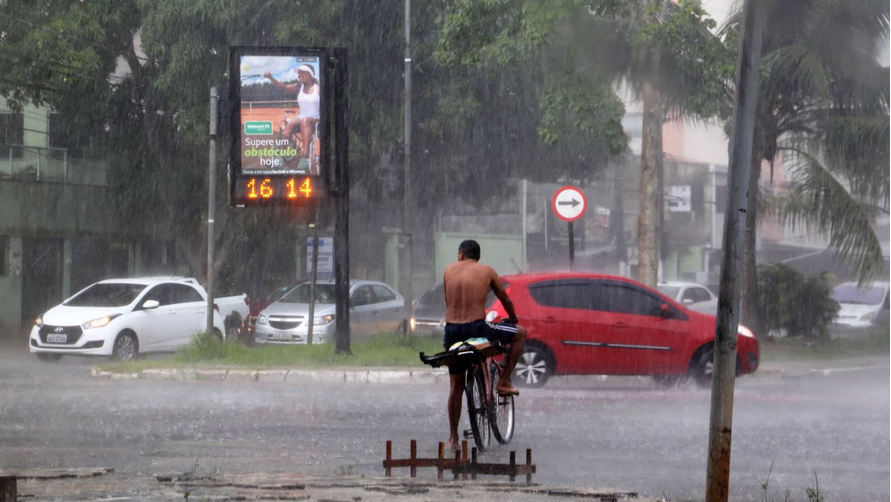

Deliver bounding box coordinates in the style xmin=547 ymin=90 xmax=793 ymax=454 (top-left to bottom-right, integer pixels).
xmin=757 ymin=263 xmax=839 ymax=340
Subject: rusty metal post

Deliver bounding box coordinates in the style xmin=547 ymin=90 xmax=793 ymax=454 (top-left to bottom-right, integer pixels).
xmin=461 ymin=441 xmax=469 ymax=480
xmin=409 ymin=439 xmax=417 ymax=478
xmin=706 ymin=0 xmax=764 ymax=501
xmin=437 ymin=442 xmax=444 ymax=481
xmin=509 ymin=451 xmax=517 ymax=482
xmin=471 ymin=448 xmax=478 ymax=480
xmin=526 ymin=449 xmax=533 ymax=484
xmin=0 ymin=476 xmax=15 ymax=502
xmin=385 ymin=440 xmax=392 ymax=477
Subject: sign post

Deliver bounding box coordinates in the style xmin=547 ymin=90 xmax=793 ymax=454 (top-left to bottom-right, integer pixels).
xmin=552 ymin=186 xmax=588 ymax=270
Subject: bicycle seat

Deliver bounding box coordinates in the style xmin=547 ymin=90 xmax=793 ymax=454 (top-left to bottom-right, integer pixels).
xmin=449 ymin=337 xmax=491 ymax=353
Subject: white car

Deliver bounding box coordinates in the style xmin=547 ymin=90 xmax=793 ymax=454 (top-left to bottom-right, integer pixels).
xmin=29 ymin=277 xmax=227 ymax=361
xmin=830 ymin=281 xmax=890 ymax=333
xmin=657 ymin=281 xmax=718 ymax=314
xmin=254 ymin=280 xmax=405 ymax=345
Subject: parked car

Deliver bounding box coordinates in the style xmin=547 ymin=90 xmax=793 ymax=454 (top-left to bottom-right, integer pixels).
xmin=254 ymin=280 xmax=405 ymax=344
xmin=484 ymin=272 xmax=760 ymax=388
xmin=411 ymin=282 xmax=498 ymax=337
xmin=411 ymin=283 xmax=446 ymax=336
xmin=246 ymin=282 xmax=304 ymax=337
xmin=29 ymin=277 xmax=235 ymax=362
xmin=830 ymin=281 xmax=890 ymax=334
xmin=657 ymin=281 xmax=718 ymax=314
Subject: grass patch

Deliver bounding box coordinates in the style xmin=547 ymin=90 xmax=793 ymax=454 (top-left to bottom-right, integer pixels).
xmin=97 ymin=331 xmax=444 ymax=372
xmin=761 ymin=325 xmax=889 ymax=363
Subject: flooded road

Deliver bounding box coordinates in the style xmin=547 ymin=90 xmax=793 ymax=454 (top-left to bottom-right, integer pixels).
xmin=1 ymin=338 xmax=887 ymax=502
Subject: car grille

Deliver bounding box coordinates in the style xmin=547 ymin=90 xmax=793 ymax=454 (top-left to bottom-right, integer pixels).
xmin=269 ymin=316 xmax=305 ymax=330
xmin=38 ymin=325 xmax=84 ymax=345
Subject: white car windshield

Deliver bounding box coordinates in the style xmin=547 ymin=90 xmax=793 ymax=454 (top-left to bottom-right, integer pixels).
xmin=657 ymin=286 xmax=682 ymax=299
xmin=279 ymin=284 xmax=336 ymax=304
xmin=832 ymin=284 xmax=885 ymax=305
xmin=64 ymin=283 xmax=147 ymax=307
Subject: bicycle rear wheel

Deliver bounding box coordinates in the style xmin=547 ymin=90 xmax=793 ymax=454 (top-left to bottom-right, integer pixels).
xmin=490 ymin=363 xmax=515 ymax=444
xmin=465 ymin=366 xmax=491 ymax=451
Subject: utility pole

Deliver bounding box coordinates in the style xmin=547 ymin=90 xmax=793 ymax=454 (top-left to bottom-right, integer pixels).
xmin=206 ymin=86 xmax=219 ymax=336
xmin=402 ymin=0 xmax=413 ymax=335
xmin=705 ymin=0 xmax=764 ymax=500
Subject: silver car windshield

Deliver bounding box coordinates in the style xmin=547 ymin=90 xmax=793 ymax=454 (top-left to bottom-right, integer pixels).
xmin=63 ymin=283 xmax=147 ymax=307
xmin=279 ymin=284 xmax=336 ymax=304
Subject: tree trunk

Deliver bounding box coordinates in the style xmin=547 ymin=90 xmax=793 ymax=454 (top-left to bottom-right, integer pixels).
xmin=740 ymin=156 xmax=764 ymax=336
xmin=638 ymin=82 xmax=663 ymax=287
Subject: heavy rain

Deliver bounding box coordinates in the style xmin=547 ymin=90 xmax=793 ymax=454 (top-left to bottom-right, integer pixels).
xmin=0 ymin=1 xmax=888 ymax=502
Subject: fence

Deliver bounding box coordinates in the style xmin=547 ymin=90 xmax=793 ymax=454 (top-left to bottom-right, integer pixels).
xmin=1 ymin=144 xmax=107 ymax=186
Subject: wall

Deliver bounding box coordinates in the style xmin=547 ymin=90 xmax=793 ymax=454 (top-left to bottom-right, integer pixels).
xmin=434 ymin=233 xmax=524 ymax=282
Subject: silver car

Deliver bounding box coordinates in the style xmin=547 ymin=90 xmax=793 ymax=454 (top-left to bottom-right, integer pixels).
xmin=253 ymin=280 xmax=405 ymax=344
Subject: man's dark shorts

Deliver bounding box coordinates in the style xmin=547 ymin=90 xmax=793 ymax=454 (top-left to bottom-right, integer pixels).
xmin=443 ymin=320 xmax=518 ymax=375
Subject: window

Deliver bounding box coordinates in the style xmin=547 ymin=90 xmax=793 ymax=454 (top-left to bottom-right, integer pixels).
xmin=682 ymin=287 xmax=712 ymax=304
xmin=600 ymin=280 xmax=669 ymax=317
xmin=528 ymin=279 xmax=598 ymax=311
xmin=170 ymin=284 xmax=203 ymax=304
xmin=351 ymin=285 xmax=376 ymax=306
xmin=418 ymin=283 xmax=444 ymax=306
xmin=371 ymin=285 xmax=396 ymax=303
xmin=64 ymin=283 xmax=147 ymax=307
xmin=143 ymin=284 xmax=173 ymax=306
xmin=0 ymin=112 xmax=24 ymax=158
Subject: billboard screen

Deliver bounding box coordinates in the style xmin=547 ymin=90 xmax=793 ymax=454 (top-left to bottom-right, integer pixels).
xmin=229 ymin=46 xmax=327 ymax=206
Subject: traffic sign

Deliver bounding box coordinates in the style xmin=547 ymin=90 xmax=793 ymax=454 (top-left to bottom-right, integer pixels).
xmin=552 ymin=186 xmax=587 ymax=222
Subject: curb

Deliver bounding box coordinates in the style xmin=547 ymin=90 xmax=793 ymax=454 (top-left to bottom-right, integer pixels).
xmin=90 ymin=366 xmax=450 ymax=384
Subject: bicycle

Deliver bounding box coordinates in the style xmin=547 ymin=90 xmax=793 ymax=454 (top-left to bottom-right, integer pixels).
xmin=420 ymin=337 xmax=515 ymax=452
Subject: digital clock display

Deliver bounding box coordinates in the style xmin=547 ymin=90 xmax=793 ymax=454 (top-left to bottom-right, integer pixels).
xmin=232 ymin=176 xmax=323 ymax=206
xmin=228 ymin=46 xmax=329 ymax=208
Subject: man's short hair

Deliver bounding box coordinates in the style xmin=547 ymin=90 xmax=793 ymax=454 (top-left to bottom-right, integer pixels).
xmin=458 ymin=240 xmax=481 ymax=261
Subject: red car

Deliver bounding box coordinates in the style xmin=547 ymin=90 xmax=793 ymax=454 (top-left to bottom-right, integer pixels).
xmin=485 ymin=272 xmax=760 ymax=388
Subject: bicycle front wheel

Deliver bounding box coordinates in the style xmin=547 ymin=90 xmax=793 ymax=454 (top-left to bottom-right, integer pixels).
xmin=490 ymin=363 xmax=515 ymax=444
xmin=465 ymin=367 xmax=491 ymax=451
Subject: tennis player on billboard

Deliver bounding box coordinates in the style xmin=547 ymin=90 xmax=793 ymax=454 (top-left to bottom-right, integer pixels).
xmin=239 ymin=55 xmax=322 ymax=175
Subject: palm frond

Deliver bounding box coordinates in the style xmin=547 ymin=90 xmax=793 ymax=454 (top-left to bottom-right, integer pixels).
xmin=777 ymin=146 xmax=887 ymax=283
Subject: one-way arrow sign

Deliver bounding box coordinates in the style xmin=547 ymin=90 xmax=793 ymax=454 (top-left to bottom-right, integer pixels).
xmin=552 ymin=186 xmax=587 ymax=222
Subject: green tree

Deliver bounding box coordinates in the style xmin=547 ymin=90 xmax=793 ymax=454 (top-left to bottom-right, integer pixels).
xmin=757 ymin=263 xmax=839 ymax=340
xmin=436 ymin=0 xmax=732 ymax=286
xmin=721 ymin=0 xmax=889 ymax=336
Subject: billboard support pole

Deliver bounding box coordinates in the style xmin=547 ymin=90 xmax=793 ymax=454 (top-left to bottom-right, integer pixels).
xmin=332 ymin=48 xmax=351 ymax=354
xmin=206 ymin=86 xmax=219 ymax=336
xmin=306 ymin=207 xmax=321 ymax=346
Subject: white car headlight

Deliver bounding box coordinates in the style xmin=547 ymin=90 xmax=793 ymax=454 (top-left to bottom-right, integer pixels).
xmin=34 ymin=316 xmax=44 ymax=328
xmin=860 ymin=311 xmax=877 ymax=321
xmin=313 ymin=314 xmax=335 ymax=325
xmin=81 ymin=315 xmax=120 ymax=329
xmin=257 ymin=315 xmax=268 ymax=325
xmin=737 ymin=324 xmax=756 ymax=338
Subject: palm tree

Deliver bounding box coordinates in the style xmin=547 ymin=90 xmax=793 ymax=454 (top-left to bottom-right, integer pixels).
xmin=435 ymin=0 xmax=731 ymax=286
xmin=721 ymin=0 xmax=890 ymax=335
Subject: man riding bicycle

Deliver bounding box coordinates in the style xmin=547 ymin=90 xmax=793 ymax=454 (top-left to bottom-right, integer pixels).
xmin=442 ymin=240 xmax=527 ymax=451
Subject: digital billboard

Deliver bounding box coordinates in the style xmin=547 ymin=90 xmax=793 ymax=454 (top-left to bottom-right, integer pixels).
xmin=229 ymin=46 xmax=327 ymax=206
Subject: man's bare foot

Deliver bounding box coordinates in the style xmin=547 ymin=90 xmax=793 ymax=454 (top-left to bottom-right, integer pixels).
xmin=445 ymin=440 xmax=461 ymax=451
xmin=496 ymin=384 xmax=520 ymax=396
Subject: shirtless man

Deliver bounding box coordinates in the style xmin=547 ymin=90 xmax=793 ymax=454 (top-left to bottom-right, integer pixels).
xmin=442 ymin=239 xmax=527 ymax=450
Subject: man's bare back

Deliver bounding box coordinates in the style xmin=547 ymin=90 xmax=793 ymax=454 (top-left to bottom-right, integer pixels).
xmin=443 ymin=260 xmax=498 ymax=324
